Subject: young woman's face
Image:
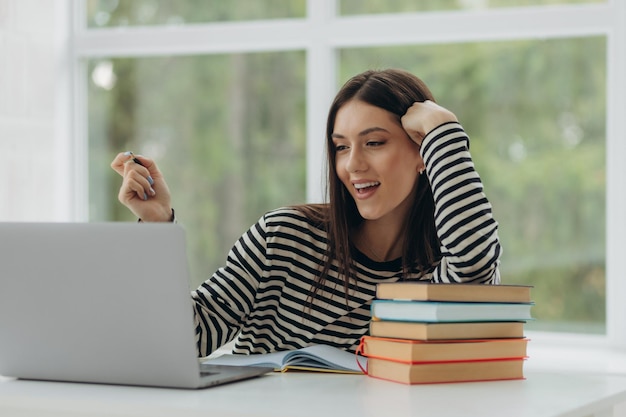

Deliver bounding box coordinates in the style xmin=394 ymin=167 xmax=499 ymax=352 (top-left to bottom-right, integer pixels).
xmin=332 ymin=99 xmax=424 ymax=223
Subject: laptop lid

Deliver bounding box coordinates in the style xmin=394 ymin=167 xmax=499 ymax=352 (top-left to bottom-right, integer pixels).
xmin=0 ymin=222 xmax=269 ymax=389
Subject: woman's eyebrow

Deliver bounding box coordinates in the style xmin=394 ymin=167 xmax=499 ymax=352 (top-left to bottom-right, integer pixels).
xmin=332 ymin=126 xmax=390 ymax=139
xmin=358 ymin=126 xmax=390 ymax=136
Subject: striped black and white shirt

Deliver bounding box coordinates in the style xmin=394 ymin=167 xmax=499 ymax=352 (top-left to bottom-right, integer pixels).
xmin=192 ymin=122 xmax=501 ymax=357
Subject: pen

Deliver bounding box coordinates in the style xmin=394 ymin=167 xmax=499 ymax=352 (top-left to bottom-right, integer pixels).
xmin=124 ymin=151 xmax=144 ymax=166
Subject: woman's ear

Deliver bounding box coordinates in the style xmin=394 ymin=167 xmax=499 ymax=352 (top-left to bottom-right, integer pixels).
xmin=417 ymin=158 xmax=425 ymax=175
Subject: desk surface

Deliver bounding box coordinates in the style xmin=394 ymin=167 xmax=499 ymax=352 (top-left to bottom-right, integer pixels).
xmin=1 ymin=370 xmax=626 ymax=417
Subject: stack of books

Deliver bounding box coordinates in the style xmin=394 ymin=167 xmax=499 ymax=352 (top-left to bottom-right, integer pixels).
xmin=360 ymin=283 xmax=533 ymax=384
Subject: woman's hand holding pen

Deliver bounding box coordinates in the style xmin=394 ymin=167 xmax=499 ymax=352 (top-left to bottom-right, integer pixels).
xmin=401 ymin=100 xmax=458 ymax=147
xmin=110 ymin=152 xmax=173 ymax=222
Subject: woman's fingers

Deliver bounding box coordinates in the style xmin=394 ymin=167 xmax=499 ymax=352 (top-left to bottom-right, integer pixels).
xmin=111 ymin=151 xmax=134 ymax=176
xmin=401 ymin=101 xmax=458 ymax=145
xmin=111 ymin=152 xmax=157 ymax=200
xmin=111 ymin=151 xmax=173 ymax=221
xmin=119 ymin=168 xmax=156 ymax=203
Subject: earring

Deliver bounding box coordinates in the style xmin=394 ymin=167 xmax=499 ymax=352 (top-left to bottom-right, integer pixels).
xmin=419 ymin=168 xmax=425 ymax=175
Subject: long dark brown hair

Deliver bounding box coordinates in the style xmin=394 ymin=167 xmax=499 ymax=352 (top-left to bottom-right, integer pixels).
xmin=299 ymin=68 xmax=442 ymax=303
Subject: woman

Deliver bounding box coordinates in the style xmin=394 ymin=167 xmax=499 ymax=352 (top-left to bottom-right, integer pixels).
xmin=111 ymin=68 xmax=501 ymax=357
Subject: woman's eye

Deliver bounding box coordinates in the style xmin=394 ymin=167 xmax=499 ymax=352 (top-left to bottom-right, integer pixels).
xmin=367 ymin=140 xmax=385 ymax=147
xmin=335 ymin=145 xmax=348 ymax=151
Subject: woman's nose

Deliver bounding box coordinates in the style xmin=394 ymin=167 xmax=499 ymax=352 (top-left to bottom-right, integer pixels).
xmin=346 ymin=148 xmax=367 ymax=173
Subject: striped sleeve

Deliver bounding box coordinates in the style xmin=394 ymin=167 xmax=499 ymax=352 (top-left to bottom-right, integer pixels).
xmin=191 ymin=215 xmax=268 ymax=357
xmin=421 ymin=122 xmax=502 ymax=285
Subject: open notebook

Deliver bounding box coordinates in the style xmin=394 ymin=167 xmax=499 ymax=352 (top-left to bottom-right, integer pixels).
xmin=203 ymin=344 xmax=367 ymax=374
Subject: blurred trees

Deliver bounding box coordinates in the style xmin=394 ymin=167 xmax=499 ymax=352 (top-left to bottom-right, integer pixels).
xmin=339 ymin=0 xmax=603 ymax=14
xmin=89 ymin=51 xmax=307 ymax=288
xmin=87 ymin=0 xmax=307 ymax=287
xmin=341 ymin=36 xmax=606 ymax=332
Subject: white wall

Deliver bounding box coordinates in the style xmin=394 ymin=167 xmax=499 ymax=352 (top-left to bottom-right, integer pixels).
xmin=0 ymin=0 xmax=69 ymax=221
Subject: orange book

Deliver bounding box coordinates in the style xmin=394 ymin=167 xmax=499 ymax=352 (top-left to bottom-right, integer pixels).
xmin=359 ymin=336 xmax=528 ymax=363
xmin=376 ymin=282 xmax=532 ymax=303
xmin=366 ymin=357 xmax=525 ymax=384
xmin=369 ymin=320 xmax=525 ymax=340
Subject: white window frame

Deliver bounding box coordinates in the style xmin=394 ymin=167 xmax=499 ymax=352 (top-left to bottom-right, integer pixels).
xmin=66 ymin=0 xmax=626 ymax=349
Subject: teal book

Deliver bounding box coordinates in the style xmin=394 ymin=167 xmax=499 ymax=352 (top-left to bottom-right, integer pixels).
xmin=371 ymin=300 xmax=533 ymax=323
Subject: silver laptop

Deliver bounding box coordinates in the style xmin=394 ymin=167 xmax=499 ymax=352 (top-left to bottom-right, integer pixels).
xmin=0 ymin=222 xmax=271 ymax=389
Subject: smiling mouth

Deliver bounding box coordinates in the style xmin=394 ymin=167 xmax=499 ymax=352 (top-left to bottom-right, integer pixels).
xmin=354 ymin=181 xmax=380 ymax=194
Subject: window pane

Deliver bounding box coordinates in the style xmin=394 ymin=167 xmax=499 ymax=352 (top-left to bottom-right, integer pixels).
xmin=340 ymin=0 xmax=605 ymax=15
xmin=340 ymin=36 xmax=606 ymax=334
xmin=88 ymin=52 xmax=306 ymax=289
xmin=86 ymin=0 xmax=306 ymax=28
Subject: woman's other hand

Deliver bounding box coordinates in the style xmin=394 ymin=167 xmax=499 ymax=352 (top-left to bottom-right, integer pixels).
xmin=401 ymin=100 xmax=458 ymax=146
xmin=110 ymin=152 xmax=173 ymax=222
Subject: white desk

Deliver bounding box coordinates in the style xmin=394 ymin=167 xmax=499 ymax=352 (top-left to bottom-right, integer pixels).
xmin=1 ymin=370 xmax=626 ymax=417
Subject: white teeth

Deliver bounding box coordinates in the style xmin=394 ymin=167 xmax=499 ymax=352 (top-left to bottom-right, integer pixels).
xmin=354 ymin=182 xmax=380 ymax=190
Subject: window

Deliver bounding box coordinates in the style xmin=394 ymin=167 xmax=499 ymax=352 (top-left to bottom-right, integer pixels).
xmin=72 ymin=0 xmax=626 ymax=345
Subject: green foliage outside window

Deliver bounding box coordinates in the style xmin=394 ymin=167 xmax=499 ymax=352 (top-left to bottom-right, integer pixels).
xmin=86 ymin=0 xmax=306 ymax=27
xmin=340 ymin=0 xmax=605 ymax=15
xmin=340 ymin=36 xmax=606 ymax=333
xmin=89 ymin=52 xmax=307 ymax=287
